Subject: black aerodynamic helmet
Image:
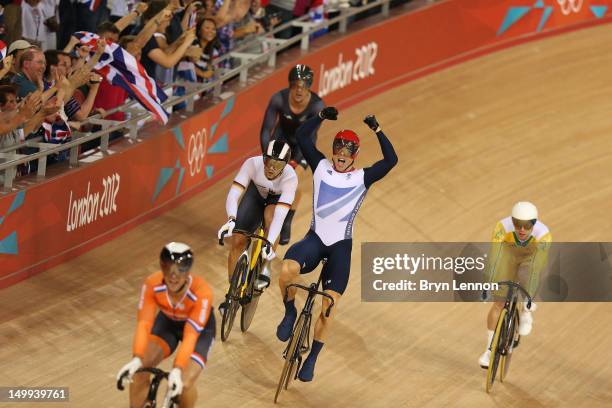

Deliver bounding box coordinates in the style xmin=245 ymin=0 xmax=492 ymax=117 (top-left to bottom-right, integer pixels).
xmin=265 ymin=138 xmax=292 ymax=163
xmin=288 ymin=64 xmax=314 ymax=88
xmin=160 ymin=242 xmax=194 ymax=273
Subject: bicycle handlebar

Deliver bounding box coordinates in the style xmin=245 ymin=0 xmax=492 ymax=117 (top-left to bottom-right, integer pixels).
xmin=286 ymin=283 xmax=336 ymax=317
xmin=218 ymin=229 xmax=272 ymax=250
xmin=116 ymin=367 xmax=168 ymax=391
xmin=117 ymin=367 xmax=178 ymax=408
xmin=483 ymin=281 xmax=533 ymax=309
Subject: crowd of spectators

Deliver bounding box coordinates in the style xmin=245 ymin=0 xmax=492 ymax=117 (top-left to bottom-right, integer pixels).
xmin=0 ymin=0 xmax=412 ymax=184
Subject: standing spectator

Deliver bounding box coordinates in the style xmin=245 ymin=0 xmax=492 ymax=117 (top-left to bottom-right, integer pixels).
xmin=58 ymin=0 xmax=76 ymax=49
xmin=108 ymin=0 xmax=138 ymax=25
xmin=21 ymin=0 xmax=58 ymax=51
xmin=251 ymin=0 xmax=279 ymax=33
xmin=75 ymin=0 xmax=98 ymax=33
xmin=194 ymin=17 xmax=223 ymax=82
xmin=267 ymin=0 xmax=296 ymax=39
xmin=1 ymin=0 xmax=22 ymax=45
xmin=0 ymin=4 xmax=6 ymax=42
xmin=213 ymin=0 xmax=252 ymax=54
xmin=139 ymin=1 xmax=199 ymax=81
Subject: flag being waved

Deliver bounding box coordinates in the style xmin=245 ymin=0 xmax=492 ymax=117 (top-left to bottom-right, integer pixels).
xmin=73 ymin=31 xmax=169 ymax=124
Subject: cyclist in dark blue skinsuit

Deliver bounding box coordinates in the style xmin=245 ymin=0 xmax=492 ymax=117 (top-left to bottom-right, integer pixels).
xmin=260 ymin=64 xmax=326 ymax=245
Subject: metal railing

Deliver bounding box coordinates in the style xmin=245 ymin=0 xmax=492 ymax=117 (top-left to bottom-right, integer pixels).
xmin=0 ymin=0 xmax=401 ymax=190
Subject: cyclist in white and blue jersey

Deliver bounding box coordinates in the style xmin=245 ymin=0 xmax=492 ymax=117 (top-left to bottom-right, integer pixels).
xmin=276 ymin=107 xmax=398 ymax=382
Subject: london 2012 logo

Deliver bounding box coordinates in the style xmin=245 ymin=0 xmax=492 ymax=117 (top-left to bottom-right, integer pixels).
xmin=497 ymin=0 xmax=608 ymax=36
xmin=187 ymin=129 xmax=207 ymax=177
xmin=557 ymin=0 xmax=583 ymax=15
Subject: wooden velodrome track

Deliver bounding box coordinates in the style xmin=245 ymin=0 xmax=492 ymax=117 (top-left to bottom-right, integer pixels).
xmin=2 ymin=23 xmax=612 ymax=408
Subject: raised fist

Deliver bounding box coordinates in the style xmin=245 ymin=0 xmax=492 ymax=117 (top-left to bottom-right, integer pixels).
xmin=363 ymin=114 xmax=379 ymax=131
xmin=319 ymin=106 xmax=338 ymax=121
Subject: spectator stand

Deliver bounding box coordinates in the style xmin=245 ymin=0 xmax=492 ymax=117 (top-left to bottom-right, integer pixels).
xmin=0 ymin=0 xmax=412 ymax=190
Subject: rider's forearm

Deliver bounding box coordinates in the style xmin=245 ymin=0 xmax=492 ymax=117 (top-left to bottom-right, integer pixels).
xmin=266 ymin=204 xmax=290 ymax=245
xmin=226 ymin=184 xmax=242 ymax=219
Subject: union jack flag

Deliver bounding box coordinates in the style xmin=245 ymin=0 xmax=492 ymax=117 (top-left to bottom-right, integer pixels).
xmin=80 ymin=0 xmax=102 ymax=12
xmin=73 ymin=32 xmax=169 ymax=124
xmin=43 ymin=119 xmax=72 ymax=144
xmin=0 ymin=40 xmax=6 ymax=62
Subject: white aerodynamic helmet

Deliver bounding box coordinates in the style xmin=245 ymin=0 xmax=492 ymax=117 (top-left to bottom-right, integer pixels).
xmin=511 ymin=201 xmax=538 ymax=221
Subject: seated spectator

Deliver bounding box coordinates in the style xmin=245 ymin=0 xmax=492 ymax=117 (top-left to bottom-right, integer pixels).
xmin=0 ymin=85 xmax=58 ymax=179
xmin=0 ymin=84 xmax=26 ymax=148
xmin=44 ymin=49 xmax=102 ymax=123
xmin=13 ymin=48 xmax=46 ymax=98
xmin=0 ymin=53 xmax=13 ymax=83
xmin=1 ymin=40 xmax=33 ymax=84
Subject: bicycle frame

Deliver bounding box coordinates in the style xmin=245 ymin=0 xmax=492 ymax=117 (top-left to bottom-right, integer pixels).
xmin=498 ymin=280 xmax=533 ymax=316
xmin=283 ymin=275 xmax=335 ymax=363
xmin=219 ymin=228 xmax=271 ymax=299
xmin=274 ymin=273 xmax=335 ymax=403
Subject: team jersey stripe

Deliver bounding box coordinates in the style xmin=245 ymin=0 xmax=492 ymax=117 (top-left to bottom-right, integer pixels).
xmin=153 ymin=285 xmax=167 ymax=292
xmin=232 ymin=181 xmax=246 ymax=190
xmin=186 ymin=290 xmax=197 ymax=302
xmin=190 ymin=353 xmax=206 ymax=368
xmin=187 ymin=318 xmax=203 ymax=332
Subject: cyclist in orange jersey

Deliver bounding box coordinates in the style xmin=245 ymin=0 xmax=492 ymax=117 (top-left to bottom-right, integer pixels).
xmin=116 ymin=242 xmax=215 ymax=408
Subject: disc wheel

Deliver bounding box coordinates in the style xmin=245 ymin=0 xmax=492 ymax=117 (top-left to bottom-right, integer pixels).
xmin=241 ymin=260 xmax=262 ymax=332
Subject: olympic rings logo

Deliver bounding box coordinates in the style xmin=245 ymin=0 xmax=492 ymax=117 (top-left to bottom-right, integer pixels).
xmin=187 ymin=129 xmax=207 ymax=177
xmin=557 ymin=0 xmax=583 ymax=15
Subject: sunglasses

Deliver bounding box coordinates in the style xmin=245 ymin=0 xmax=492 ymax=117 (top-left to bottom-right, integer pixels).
xmin=512 ymin=218 xmax=536 ymax=230
xmin=333 ymin=139 xmax=358 ymax=157
xmin=264 ymin=157 xmax=286 ymax=171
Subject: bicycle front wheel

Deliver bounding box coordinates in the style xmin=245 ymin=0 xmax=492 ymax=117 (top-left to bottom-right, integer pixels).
xmin=500 ymin=310 xmax=519 ymax=382
xmin=486 ymin=308 xmax=507 ymax=393
xmin=274 ymin=314 xmax=306 ymax=403
xmin=221 ymin=254 xmax=248 ymax=342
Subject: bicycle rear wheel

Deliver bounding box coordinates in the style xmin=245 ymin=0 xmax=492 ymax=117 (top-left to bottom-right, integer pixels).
xmin=486 ymin=308 xmax=507 ymax=393
xmin=221 ymin=254 xmax=248 ymax=342
xmin=241 ymin=259 xmax=262 ymax=332
xmin=500 ymin=311 xmax=519 ymax=382
xmin=274 ymin=314 xmax=306 ymax=403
